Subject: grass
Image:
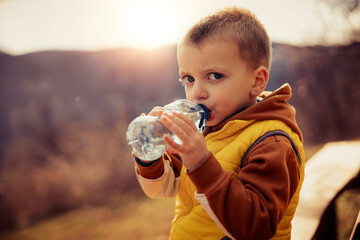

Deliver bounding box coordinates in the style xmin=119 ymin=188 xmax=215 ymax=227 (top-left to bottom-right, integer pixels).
xmin=1 ymin=182 xmax=359 ymax=240
xmin=0 ymin=197 xmax=175 ymax=240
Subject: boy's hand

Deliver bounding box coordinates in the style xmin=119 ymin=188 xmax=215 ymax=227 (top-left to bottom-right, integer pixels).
xmin=146 ymin=106 xmax=163 ymax=117
xmin=161 ymin=111 xmax=210 ymax=171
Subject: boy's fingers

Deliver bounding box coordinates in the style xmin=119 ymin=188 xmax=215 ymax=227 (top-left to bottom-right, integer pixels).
xmin=149 ymin=106 xmax=163 ymax=116
xmin=172 ymin=111 xmax=198 ymax=131
xmin=161 ymin=113 xmax=193 ymax=138
xmin=164 ymin=134 xmax=182 ymax=151
xmin=163 ymin=112 xmax=197 ymax=135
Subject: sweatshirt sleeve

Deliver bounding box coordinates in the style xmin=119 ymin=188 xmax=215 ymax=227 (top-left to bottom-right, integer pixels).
xmin=135 ymin=152 xmax=183 ymax=199
xmin=187 ymin=135 xmax=301 ymax=240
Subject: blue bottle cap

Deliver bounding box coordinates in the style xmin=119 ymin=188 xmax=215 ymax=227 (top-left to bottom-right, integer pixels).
xmin=198 ymin=104 xmax=210 ymax=121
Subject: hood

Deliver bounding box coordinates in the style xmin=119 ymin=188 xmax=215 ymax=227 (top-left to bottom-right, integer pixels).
xmin=204 ymin=84 xmax=303 ymax=142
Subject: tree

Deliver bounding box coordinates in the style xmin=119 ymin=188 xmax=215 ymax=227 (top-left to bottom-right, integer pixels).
xmin=316 ymin=0 xmax=360 ymax=44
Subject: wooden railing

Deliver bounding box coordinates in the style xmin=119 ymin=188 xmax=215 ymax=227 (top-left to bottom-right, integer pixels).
xmin=292 ymin=141 xmax=360 ymax=240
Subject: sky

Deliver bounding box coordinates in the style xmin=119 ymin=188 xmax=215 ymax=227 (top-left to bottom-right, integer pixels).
xmin=0 ymin=0 xmax=357 ymax=55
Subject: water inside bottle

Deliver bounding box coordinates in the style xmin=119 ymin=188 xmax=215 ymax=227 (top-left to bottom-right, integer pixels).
xmin=126 ymin=99 xmax=209 ymax=161
xmin=126 ymin=116 xmax=171 ymax=161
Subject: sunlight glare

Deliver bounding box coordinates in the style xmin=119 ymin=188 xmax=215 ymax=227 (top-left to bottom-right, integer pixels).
xmin=116 ymin=0 xmax=181 ymax=49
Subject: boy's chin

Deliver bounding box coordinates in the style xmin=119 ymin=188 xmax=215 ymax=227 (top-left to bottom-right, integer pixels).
xmin=205 ymin=112 xmax=221 ymax=126
xmin=205 ymin=119 xmax=219 ymax=127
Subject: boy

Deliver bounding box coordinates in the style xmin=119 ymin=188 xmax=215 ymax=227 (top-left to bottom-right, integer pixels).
xmin=133 ymin=6 xmax=305 ymax=240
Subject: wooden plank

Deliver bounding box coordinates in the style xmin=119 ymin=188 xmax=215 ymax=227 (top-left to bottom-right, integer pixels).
xmin=292 ymin=141 xmax=360 ymax=240
xmin=350 ymin=211 xmax=360 ymax=240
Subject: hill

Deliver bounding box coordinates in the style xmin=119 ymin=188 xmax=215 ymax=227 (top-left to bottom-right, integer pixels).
xmin=1 ymin=43 xmax=359 ymax=149
xmin=0 ymin=46 xmax=183 ymax=156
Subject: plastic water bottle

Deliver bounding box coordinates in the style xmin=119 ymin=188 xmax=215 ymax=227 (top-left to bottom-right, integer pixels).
xmin=126 ymin=99 xmax=209 ymax=161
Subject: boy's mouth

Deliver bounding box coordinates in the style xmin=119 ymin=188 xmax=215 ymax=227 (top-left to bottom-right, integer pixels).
xmin=198 ymin=104 xmax=211 ymax=121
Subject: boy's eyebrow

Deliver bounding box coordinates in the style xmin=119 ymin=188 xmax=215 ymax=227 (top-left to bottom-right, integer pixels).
xmin=204 ymin=66 xmax=228 ymax=73
xmin=179 ymin=66 xmax=229 ymax=76
xmin=178 ymin=70 xmax=191 ymax=76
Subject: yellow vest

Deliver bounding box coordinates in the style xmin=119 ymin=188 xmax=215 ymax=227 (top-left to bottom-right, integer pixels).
xmin=169 ymin=119 xmax=305 ymax=240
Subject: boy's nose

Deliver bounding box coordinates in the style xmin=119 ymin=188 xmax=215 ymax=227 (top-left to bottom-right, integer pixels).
xmin=191 ymin=82 xmax=208 ymax=100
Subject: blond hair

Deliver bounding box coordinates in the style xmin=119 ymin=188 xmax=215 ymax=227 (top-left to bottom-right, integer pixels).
xmin=184 ymin=7 xmax=272 ymax=70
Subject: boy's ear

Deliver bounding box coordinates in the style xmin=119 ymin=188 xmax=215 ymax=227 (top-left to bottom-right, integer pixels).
xmin=250 ymin=66 xmax=269 ymax=97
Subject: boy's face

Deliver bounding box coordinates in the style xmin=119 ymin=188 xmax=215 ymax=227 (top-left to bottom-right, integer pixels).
xmin=177 ymin=38 xmax=257 ymax=126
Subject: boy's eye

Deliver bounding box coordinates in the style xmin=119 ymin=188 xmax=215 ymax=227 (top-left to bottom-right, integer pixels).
xmin=181 ymin=76 xmax=195 ymax=83
xmin=209 ymin=73 xmax=223 ymax=80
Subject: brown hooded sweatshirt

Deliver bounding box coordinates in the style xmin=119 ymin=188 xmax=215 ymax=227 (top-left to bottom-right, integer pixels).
xmin=135 ymin=84 xmax=304 ymax=239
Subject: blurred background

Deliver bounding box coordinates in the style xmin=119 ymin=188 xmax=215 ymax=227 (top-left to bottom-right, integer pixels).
xmin=0 ymin=0 xmax=359 ymax=239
